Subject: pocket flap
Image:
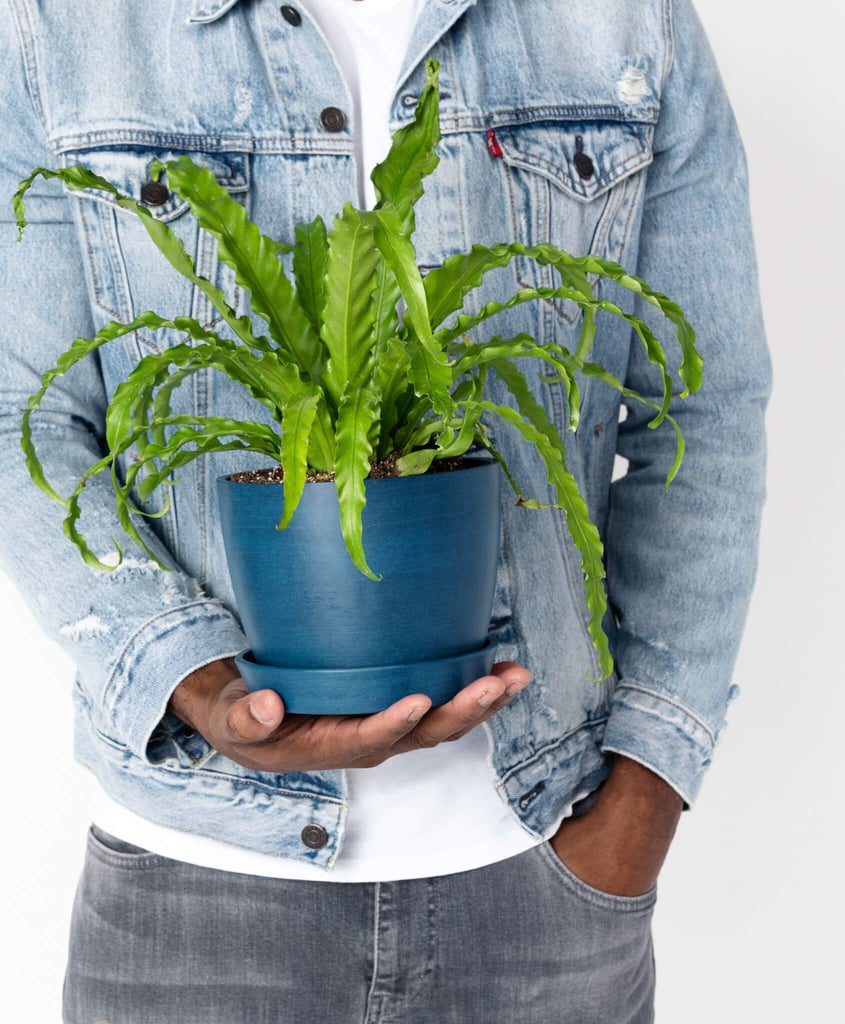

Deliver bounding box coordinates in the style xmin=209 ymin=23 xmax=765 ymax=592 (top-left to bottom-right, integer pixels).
xmin=62 ymin=149 xmax=249 ymax=222
xmin=497 ymin=120 xmax=652 ymax=202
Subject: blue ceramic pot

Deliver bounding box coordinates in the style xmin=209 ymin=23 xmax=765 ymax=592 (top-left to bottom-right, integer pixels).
xmin=217 ymin=458 xmax=501 ymax=714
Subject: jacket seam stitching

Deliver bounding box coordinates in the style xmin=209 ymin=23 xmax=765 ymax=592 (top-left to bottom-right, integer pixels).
xmin=599 ymin=744 xmax=694 ymax=806
xmin=661 ymin=0 xmax=676 ymax=92
xmin=614 ymin=682 xmax=716 ymax=744
xmin=496 ymin=717 xmax=608 ymax=787
xmin=91 ymin=726 xmax=346 ymax=802
xmin=101 ymin=599 xmax=238 ymax=712
xmin=48 ymin=110 xmax=661 ymax=156
xmin=614 ymin=165 xmax=644 ymax=266
xmin=442 ymin=106 xmax=660 ymax=129
xmin=8 ymin=0 xmax=48 ymax=134
xmin=51 ymin=130 xmax=352 ymax=156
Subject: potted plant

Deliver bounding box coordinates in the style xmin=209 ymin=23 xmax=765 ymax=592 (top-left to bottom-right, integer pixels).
xmin=14 ymin=60 xmax=701 ymax=714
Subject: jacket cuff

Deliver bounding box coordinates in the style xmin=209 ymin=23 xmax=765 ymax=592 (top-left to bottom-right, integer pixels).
xmin=600 ymin=681 xmax=722 ymax=806
xmin=101 ymin=600 xmax=247 ymax=761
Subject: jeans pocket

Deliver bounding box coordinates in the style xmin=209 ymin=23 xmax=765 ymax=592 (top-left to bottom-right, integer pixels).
xmin=536 ymin=840 xmax=658 ymax=913
xmin=87 ymin=824 xmax=167 ymax=868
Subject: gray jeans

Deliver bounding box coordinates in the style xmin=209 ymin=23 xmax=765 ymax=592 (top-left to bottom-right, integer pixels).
xmin=63 ymin=825 xmax=656 ymax=1024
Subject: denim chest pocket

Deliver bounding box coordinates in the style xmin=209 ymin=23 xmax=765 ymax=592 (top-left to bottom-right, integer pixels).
xmin=64 ymin=148 xmax=250 ymax=374
xmin=498 ymin=119 xmax=653 ymax=325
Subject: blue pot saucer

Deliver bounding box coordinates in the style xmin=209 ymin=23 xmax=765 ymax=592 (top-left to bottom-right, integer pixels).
xmin=235 ymin=641 xmax=498 ymax=716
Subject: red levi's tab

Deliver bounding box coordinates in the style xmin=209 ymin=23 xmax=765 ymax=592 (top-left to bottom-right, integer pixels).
xmin=486 ymin=128 xmax=503 ymax=158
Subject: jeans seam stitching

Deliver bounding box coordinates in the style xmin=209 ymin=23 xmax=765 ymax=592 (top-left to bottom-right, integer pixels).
xmin=536 ymin=841 xmax=656 ymax=912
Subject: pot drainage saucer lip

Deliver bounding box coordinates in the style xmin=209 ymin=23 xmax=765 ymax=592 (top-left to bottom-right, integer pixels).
xmin=235 ymin=641 xmax=497 ymax=716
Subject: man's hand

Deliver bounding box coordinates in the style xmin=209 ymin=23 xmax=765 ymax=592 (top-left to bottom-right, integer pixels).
xmin=550 ymin=755 xmax=683 ymax=897
xmin=169 ymin=657 xmax=531 ymax=773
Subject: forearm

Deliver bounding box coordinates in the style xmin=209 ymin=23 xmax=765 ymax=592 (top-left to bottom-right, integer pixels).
xmin=594 ymin=755 xmax=683 ymax=855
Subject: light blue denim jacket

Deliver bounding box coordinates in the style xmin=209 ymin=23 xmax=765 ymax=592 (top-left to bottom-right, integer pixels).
xmin=0 ymin=0 xmax=770 ymax=867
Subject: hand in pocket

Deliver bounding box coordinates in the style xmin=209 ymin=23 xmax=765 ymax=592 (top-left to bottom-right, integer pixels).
xmin=550 ymin=757 xmax=683 ymax=897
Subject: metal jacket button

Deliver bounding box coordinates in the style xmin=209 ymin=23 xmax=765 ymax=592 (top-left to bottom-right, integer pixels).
xmin=301 ymin=824 xmax=329 ymax=849
xmin=140 ymin=181 xmax=170 ymax=206
xmin=280 ymin=5 xmax=301 ymax=25
xmin=573 ymin=152 xmax=595 ymax=180
xmin=320 ymin=106 xmax=346 ymax=132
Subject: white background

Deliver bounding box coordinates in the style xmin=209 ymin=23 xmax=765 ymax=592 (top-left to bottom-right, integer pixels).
xmin=651 ymin=1 xmax=845 ymax=1018
xmin=2 ymin=1 xmax=842 ymax=1020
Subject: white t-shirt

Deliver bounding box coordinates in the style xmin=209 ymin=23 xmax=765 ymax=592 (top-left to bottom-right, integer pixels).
xmin=92 ymin=0 xmax=576 ymax=881
xmin=302 ymin=0 xmax=427 ymax=207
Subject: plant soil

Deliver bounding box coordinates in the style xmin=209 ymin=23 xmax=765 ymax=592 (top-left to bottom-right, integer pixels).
xmin=229 ymin=452 xmax=470 ymax=484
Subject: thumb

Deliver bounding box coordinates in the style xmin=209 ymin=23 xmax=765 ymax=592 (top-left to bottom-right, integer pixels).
xmin=220 ymin=683 xmax=285 ymax=743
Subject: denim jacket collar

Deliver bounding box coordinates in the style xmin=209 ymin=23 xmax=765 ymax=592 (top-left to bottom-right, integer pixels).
xmin=185 ymin=0 xmax=482 ymax=125
xmin=186 ymin=0 xmax=481 ymax=79
xmin=400 ymin=0 xmax=479 ymax=92
xmin=188 ymin=0 xmax=242 ymax=24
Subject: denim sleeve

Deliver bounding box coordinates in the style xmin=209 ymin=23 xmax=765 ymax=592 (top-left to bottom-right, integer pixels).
xmin=0 ymin=7 xmax=246 ymax=760
xmin=601 ymin=0 xmax=772 ymax=804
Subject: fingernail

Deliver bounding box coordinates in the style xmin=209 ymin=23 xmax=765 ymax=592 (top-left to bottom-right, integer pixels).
xmin=478 ymin=687 xmax=505 ymax=709
xmin=249 ymin=696 xmax=273 ymax=725
xmin=407 ymin=706 xmax=425 ymax=724
xmin=505 ymin=679 xmax=530 ymax=698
